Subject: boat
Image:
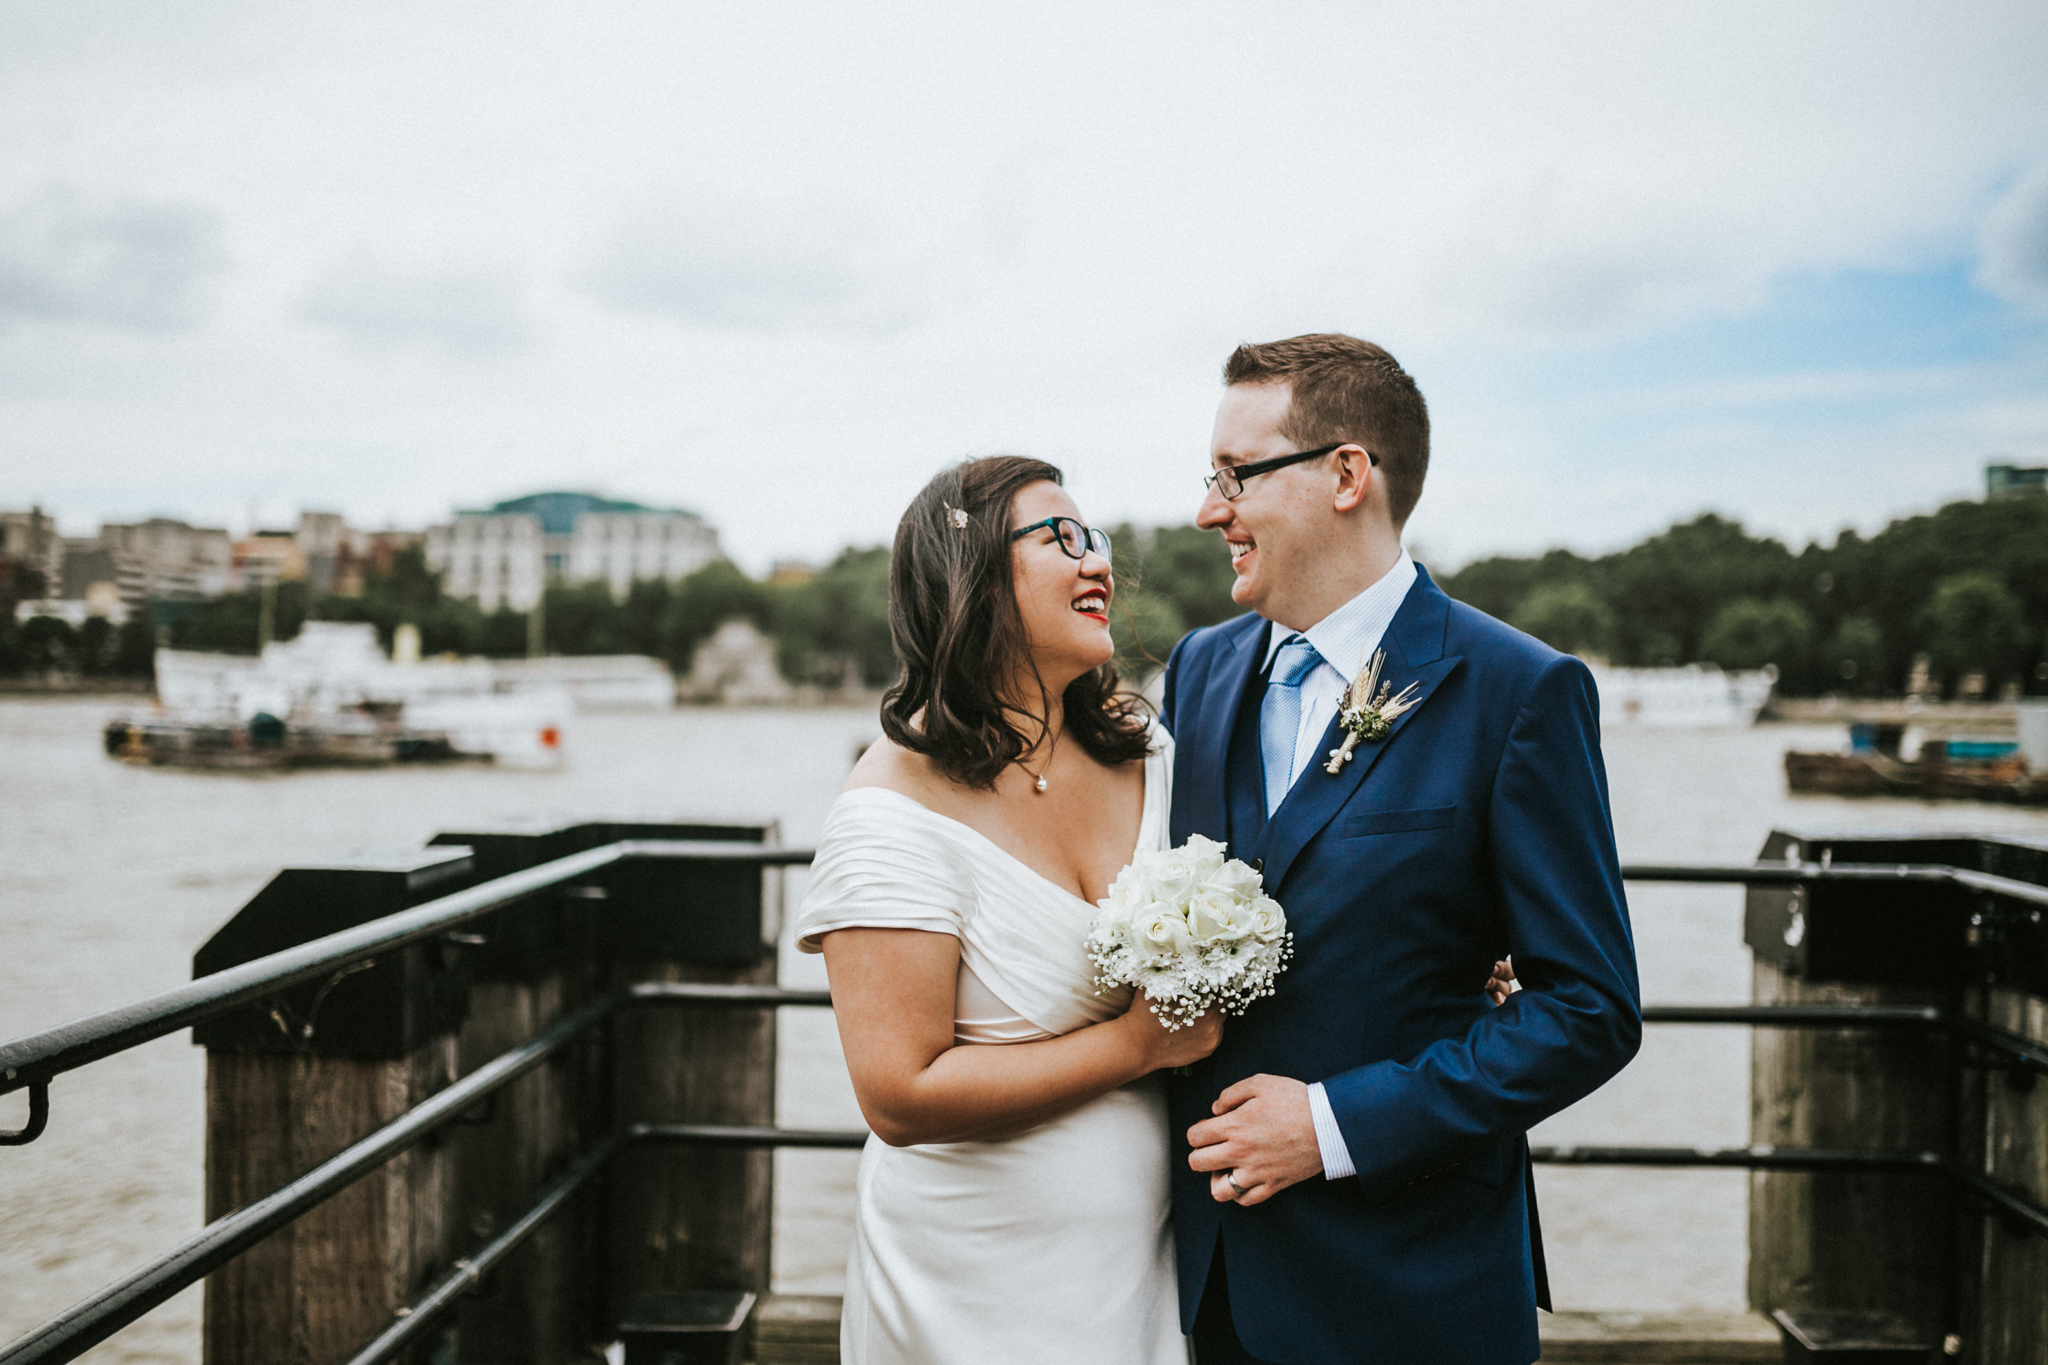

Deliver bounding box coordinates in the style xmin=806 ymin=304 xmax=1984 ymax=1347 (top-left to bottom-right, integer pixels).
xmin=1586 ymin=663 xmax=1776 ymax=728
xmin=110 ymin=622 xmax=575 ymax=770
xmin=1784 ymin=720 xmax=2048 ymax=804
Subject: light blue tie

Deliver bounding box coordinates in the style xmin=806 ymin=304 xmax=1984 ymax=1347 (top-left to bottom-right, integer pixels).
xmin=1261 ymin=635 xmax=1322 ymax=815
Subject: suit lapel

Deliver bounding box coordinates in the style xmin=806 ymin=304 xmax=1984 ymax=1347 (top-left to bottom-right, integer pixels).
xmin=1201 ymin=616 xmax=1271 ymax=844
xmin=1257 ymin=569 xmax=1463 ymax=894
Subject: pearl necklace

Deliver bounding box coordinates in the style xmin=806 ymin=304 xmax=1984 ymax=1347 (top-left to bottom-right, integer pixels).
xmin=1020 ymin=724 xmax=1062 ymax=794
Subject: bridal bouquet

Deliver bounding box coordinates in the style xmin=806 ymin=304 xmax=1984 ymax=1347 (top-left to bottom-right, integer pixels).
xmin=1086 ymin=834 xmax=1292 ymax=1030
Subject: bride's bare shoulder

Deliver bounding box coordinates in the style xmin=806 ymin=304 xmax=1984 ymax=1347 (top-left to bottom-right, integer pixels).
xmin=844 ymin=733 xmax=936 ymax=798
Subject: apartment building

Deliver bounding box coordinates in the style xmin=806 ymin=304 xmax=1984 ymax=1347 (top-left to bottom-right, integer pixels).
xmin=426 ymin=492 xmax=719 ymax=611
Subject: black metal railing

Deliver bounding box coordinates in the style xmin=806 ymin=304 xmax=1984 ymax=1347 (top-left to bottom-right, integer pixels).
xmin=4 ymin=843 xmax=2047 ymax=1363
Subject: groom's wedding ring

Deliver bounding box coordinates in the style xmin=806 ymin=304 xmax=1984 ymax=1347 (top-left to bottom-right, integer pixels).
xmin=1226 ymin=1171 xmax=1250 ymax=1198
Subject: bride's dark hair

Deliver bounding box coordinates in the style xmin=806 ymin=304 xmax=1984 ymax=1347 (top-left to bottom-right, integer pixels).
xmin=881 ymin=455 xmax=1152 ymax=790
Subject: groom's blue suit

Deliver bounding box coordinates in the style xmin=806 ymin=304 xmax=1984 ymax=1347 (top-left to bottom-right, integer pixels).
xmin=1161 ymin=566 xmax=1642 ymax=1365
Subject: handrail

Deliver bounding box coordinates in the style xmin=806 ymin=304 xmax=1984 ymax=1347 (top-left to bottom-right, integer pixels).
xmin=0 ymin=992 xmax=616 ymax=1365
xmin=7 ymin=848 xmax=2048 ymax=1363
xmin=1621 ymin=860 xmax=2048 ymax=909
xmin=0 ymin=839 xmax=816 ymax=1099
xmin=7 ymin=853 xmax=2040 ymax=1100
xmin=0 ymin=983 xmax=847 ymax=1365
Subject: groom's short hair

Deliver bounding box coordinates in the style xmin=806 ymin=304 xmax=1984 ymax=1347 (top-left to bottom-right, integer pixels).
xmin=1224 ymin=333 xmax=1430 ymax=527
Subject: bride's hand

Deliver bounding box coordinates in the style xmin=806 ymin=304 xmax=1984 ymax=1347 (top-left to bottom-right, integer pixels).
xmin=1120 ymin=992 xmax=1223 ymax=1072
xmin=1485 ymin=957 xmax=1517 ymax=1005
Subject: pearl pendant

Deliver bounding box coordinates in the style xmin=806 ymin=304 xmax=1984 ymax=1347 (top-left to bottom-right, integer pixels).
xmin=1034 ymin=775 xmax=1048 ymax=793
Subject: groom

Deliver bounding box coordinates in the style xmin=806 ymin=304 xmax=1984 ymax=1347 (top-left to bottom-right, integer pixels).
xmin=1159 ymin=333 xmax=1642 ymax=1364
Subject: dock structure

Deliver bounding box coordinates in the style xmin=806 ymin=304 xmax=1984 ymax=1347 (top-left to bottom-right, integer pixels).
xmin=1 ymin=826 xmax=2045 ymax=1363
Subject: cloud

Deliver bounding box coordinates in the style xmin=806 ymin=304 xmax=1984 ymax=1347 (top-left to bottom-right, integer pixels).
xmin=579 ymin=199 xmax=924 ymax=336
xmin=0 ymin=186 xmax=227 ymax=332
xmin=1979 ymin=157 xmax=2048 ymax=313
xmin=295 ymin=254 xmax=533 ymax=354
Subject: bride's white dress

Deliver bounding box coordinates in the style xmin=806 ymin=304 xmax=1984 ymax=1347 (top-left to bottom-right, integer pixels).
xmin=794 ymin=732 xmax=1186 ymax=1365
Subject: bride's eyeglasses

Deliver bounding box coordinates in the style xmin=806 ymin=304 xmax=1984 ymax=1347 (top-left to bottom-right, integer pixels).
xmin=1009 ymin=516 xmax=1113 ymax=563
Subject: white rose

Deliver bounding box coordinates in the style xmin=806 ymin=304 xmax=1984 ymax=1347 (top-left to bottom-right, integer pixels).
xmin=1146 ymin=851 xmax=1198 ymax=906
xmin=1248 ymin=896 xmax=1287 ymax=942
xmin=1102 ymin=864 xmax=1150 ymax=915
xmin=1183 ymin=834 xmax=1229 ymax=880
xmin=1202 ymin=858 xmax=1263 ymax=903
xmin=1135 ymin=903 xmax=1193 ymax=960
xmin=1187 ymin=892 xmax=1245 ymax=945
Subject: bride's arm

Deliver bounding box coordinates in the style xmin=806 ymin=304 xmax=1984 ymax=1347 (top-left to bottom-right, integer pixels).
xmin=823 ymin=926 xmax=1219 ymax=1146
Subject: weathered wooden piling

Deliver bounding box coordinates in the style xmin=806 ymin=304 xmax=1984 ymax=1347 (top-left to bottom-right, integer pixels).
xmin=195 ymin=846 xmax=475 ymax=1363
xmin=193 ymin=822 xmax=784 ymax=1365
xmin=1956 ymin=983 xmax=2048 ymax=1362
xmin=600 ymin=825 xmax=782 ymax=1320
xmin=1744 ymin=830 xmax=2048 ymax=1364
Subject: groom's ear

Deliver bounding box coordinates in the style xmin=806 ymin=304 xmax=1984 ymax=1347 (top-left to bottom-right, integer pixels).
xmin=1330 ymin=444 xmax=1377 ymax=515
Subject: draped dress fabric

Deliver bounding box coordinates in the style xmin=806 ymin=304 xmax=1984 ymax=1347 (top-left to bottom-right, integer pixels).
xmin=795 ymin=731 xmax=1187 ymax=1365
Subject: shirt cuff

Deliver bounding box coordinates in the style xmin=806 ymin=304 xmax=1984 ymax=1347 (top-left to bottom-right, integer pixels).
xmin=1306 ymin=1081 xmax=1356 ymax=1180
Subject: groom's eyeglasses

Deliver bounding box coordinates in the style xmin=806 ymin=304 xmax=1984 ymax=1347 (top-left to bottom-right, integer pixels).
xmin=1009 ymin=516 xmax=1113 ymax=563
xmin=1204 ymin=443 xmax=1377 ymax=501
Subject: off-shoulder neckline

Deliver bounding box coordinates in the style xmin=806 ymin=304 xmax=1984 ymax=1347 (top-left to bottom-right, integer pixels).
xmin=836 ymin=742 xmax=1162 ymax=908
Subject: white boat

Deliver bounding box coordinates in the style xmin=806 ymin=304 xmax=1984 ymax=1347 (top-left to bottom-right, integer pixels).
xmin=145 ymin=623 xmax=591 ymax=767
xmin=1585 ymin=663 xmax=1775 ymax=729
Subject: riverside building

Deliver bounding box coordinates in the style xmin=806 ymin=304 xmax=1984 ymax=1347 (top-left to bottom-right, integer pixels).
xmin=425 ymin=492 xmax=720 ymax=612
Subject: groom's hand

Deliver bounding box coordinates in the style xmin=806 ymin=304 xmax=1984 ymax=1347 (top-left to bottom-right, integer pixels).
xmin=1186 ymin=1074 xmax=1322 ymax=1206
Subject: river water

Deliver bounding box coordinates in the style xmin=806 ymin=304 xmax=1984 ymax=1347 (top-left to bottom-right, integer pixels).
xmin=5 ymin=696 xmax=2048 ymax=1361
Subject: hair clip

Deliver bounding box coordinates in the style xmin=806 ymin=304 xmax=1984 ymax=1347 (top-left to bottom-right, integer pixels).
xmin=944 ymin=503 xmax=970 ymax=530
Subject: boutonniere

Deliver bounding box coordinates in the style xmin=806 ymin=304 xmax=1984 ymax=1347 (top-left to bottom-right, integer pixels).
xmin=1324 ymin=649 xmax=1422 ymax=774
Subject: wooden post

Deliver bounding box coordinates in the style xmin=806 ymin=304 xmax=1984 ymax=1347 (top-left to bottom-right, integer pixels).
xmin=448 ymin=974 xmax=596 ymax=1364
xmin=1744 ymin=831 xmax=1959 ymax=1336
xmin=1745 ymin=957 xmax=1954 ymax=1326
xmin=194 ymin=847 xmax=475 ymax=1365
xmin=202 ymin=1043 xmax=457 ymax=1363
xmin=604 ymin=830 xmax=782 ymax=1322
xmin=1956 ymin=983 xmax=2048 ymax=1363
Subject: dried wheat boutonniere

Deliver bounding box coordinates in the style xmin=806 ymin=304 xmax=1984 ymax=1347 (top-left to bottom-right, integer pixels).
xmin=1324 ymin=649 xmax=1422 ymax=774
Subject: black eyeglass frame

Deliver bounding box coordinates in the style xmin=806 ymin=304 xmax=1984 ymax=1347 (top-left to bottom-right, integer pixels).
xmin=1008 ymin=516 xmax=1113 ymax=563
xmin=1204 ymin=442 xmax=1378 ymax=501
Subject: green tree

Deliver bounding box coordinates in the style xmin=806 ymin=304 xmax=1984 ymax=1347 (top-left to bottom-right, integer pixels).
xmin=74 ymin=616 xmax=116 ymax=675
xmin=773 ymin=548 xmax=894 ymax=686
xmin=1446 ymin=549 xmax=1595 ymax=624
xmin=1511 ymin=582 xmax=1615 ymax=657
xmin=1132 ymin=525 xmax=1240 ymax=629
xmin=169 ymin=582 xmax=310 ymax=653
xmin=1110 ymin=586 xmax=1186 ymax=681
xmin=1699 ymin=597 xmax=1813 ymax=673
xmin=541 ymin=580 xmax=633 ymax=655
xmin=1601 ymin=514 xmax=1795 ymax=667
xmin=1920 ymin=572 xmax=2027 ymax=694
xmin=1826 ymin=615 xmax=1885 ymax=696
xmin=113 ymin=612 xmax=157 ymax=678
xmin=17 ymin=614 xmax=77 ymax=673
xmin=663 ymin=559 xmax=775 ymax=672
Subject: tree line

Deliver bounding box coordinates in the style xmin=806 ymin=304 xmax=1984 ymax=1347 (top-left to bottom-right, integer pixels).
xmin=1441 ymin=495 xmax=2048 ymax=697
xmin=5 ymin=492 xmax=2044 ymax=698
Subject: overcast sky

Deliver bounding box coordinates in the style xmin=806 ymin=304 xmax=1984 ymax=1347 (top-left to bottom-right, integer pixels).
xmin=2 ymin=1 xmax=2045 ymax=574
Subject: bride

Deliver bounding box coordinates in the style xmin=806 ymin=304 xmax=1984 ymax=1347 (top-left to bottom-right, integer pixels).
xmin=795 ymin=454 xmax=1214 ymax=1364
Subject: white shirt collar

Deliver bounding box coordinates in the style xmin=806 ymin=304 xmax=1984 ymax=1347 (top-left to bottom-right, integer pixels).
xmin=1261 ymin=550 xmax=1418 ymax=683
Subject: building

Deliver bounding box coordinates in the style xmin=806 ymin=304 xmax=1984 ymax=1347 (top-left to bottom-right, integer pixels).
xmin=295 ymin=512 xmax=351 ymax=594
xmin=98 ymin=518 xmax=233 ymax=607
xmin=232 ymin=531 xmax=304 ymax=590
xmin=1986 ymin=463 xmax=2048 ymax=499
xmin=0 ymin=507 xmax=61 ymax=592
xmin=426 ymin=492 xmax=719 ymax=612
xmin=338 ymin=529 xmax=424 ymax=596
